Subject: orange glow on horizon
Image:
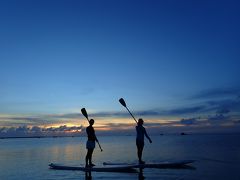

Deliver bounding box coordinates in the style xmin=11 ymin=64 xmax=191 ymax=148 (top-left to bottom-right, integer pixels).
xmin=40 ymin=117 xmax=175 ymax=130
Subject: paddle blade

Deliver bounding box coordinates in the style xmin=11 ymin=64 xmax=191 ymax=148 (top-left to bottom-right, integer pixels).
xmin=119 ymin=98 xmax=127 ymax=107
xmin=81 ymin=108 xmax=88 ymax=119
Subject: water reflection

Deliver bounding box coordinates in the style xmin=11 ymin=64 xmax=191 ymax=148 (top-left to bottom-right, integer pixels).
xmin=138 ymin=168 xmax=145 ymax=180
xmin=85 ymin=171 xmax=92 ymax=180
xmin=1 ymin=135 xmax=239 ymax=180
xmin=82 ymin=165 xmax=195 ymax=180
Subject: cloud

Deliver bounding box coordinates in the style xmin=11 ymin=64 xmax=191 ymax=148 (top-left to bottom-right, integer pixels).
xmin=1 ymin=87 xmax=240 ymax=134
xmin=0 ymin=125 xmax=83 ymax=138
xmin=5 ymin=116 xmax=44 ymax=123
xmin=97 ymin=123 xmax=136 ymax=129
xmin=166 ymin=106 xmax=206 ymax=115
xmin=216 ymin=108 xmax=230 ymax=114
xmin=207 ymin=114 xmax=229 ymax=122
xmin=31 ymin=126 xmax=42 ymax=133
xmin=189 ymin=87 xmax=240 ymax=100
xmin=180 ymin=118 xmax=198 ymax=125
xmin=234 ymin=120 xmax=240 ymax=124
xmin=206 ymin=98 xmax=240 ymax=114
xmin=89 ymin=105 xmax=207 ymax=118
xmin=1 ymin=100 xmax=237 ymax=128
xmin=0 ymin=113 xmax=84 ymax=127
xmin=44 ymin=125 xmax=83 ymax=132
xmin=47 ymin=113 xmax=81 ymax=119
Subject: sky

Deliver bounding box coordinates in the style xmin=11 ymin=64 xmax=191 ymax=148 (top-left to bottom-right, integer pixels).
xmin=0 ymin=0 xmax=240 ymax=137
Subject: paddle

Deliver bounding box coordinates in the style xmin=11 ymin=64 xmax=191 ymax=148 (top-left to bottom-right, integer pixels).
xmin=119 ymin=98 xmax=138 ymax=124
xmin=81 ymin=108 xmax=90 ymax=122
xmin=81 ymin=108 xmax=103 ymax=152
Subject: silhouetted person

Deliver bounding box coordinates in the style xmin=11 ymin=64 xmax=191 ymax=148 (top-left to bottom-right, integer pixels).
xmin=85 ymin=119 xmax=99 ymax=167
xmin=136 ymin=118 xmax=152 ymax=164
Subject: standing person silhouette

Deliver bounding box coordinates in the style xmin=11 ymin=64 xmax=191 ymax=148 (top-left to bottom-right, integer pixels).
xmin=85 ymin=119 xmax=99 ymax=167
xmin=136 ymin=118 xmax=152 ymax=164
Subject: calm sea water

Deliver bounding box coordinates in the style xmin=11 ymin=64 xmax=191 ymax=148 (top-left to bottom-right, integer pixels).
xmin=0 ymin=134 xmax=240 ymax=180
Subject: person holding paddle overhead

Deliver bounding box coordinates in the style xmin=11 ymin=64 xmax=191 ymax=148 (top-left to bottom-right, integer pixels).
xmin=81 ymin=108 xmax=103 ymax=168
xmin=136 ymin=118 xmax=152 ymax=164
xmin=119 ymin=98 xmax=152 ymax=164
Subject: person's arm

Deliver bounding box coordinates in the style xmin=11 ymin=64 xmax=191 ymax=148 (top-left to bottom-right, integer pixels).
xmin=93 ymin=129 xmax=103 ymax=151
xmin=144 ymin=128 xmax=152 ymax=143
xmin=95 ymin=135 xmax=99 ymax=142
xmin=93 ymin=128 xmax=99 ymax=142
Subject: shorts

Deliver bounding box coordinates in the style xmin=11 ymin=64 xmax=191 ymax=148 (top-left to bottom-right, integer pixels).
xmin=86 ymin=140 xmax=95 ymax=149
xmin=136 ymin=139 xmax=144 ymax=149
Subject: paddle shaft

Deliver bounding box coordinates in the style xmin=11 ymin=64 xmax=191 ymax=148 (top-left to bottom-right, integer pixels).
xmin=119 ymin=98 xmax=138 ymax=124
xmin=97 ymin=141 xmax=103 ymax=151
xmin=125 ymin=106 xmax=138 ymax=124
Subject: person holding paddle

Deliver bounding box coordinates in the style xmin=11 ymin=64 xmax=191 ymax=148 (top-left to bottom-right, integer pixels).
xmin=85 ymin=119 xmax=99 ymax=167
xmin=136 ymin=118 xmax=152 ymax=164
xmin=81 ymin=108 xmax=103 ymax=168
xmin=119 ymin=98 xmax=152 ymax=164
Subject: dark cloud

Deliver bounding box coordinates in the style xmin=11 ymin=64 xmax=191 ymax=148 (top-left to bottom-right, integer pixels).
xmin=216 ymin=109 xmax=230 ymax=114
xmin=189 ymin=87 xmax=240 ymax=100
xmin=5 ymin=117 xmax=44 ymax=122
xmin=1 ymin=100 xmax=239 ymax=129
xmin=91 ymin=100 xmax=239 ymax=118
xmin=47 ymin=113 xmax=81 ymax=119
xmin=144 ymin=122 xmax=165 ymax=127
xmin=31 ymin=126 xmax=42 ymax=133
xmin=92 ymin=105 xmax=207 ymax=118
xmin=166 ymin=106 xmax=206 ymax=115
xmin=0 ymin=113 xmax=82 ymax=126
xmin=206 ymin=98 xmax=240 ymax=114
xmin=16 ymin=126 xmax=30 ymax=132
xmin=137 ymin=110 xmax=161 ymax=116
xmin=234 ymin=120 xmax=240 ymax=124
xmin=91 ymin=112 xmax=126 ymax=118
xmin=0 ymin=125 xmax=83 ymax=138
xmin=132 ymin=106 xmax=207 ymax=117
xmin=132 ymin=107 xmax=203 ymax=116
xmin=180 ymin=118 xmax=198 ymax=125
xmin=100 ymin=122 xmax=164 ymax=129
xmin=207 ymin=114 xmax=229 ymax=123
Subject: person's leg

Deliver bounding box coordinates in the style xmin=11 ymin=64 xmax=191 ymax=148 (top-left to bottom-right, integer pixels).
xmin=137 ymin=143 xmax=145 ymax=164
xmin=89 ymin=149 xmax=95 ymax=166
xmin=138 ymin=146 xmax=143 ymax=161
xmin=85 ymin=149 xmax=90 ymax=166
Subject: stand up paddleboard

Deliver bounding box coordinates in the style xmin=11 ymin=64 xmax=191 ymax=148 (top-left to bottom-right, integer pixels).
xmin=103 ymin=160 xmax=195 ymax=168
xmin=49 ymin=163 xmax=137 ymax=172
xmin=49 ymin=160 xmax=195 ymax=172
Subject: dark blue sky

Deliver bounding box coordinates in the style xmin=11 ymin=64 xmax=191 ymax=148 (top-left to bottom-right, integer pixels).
xmin=0 ymin=0 xmax=239 ymax=134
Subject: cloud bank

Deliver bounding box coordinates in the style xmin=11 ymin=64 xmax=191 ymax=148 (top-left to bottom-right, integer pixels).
xmin=1 ymin=87 xmax=240 ymax=137
xmin=0 ymin=125 xmax=83 ymax=138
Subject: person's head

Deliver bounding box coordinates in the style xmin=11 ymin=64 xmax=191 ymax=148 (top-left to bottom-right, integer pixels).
xmin=138 ymin=118 xmax=144 ymax=126
xmin=89 ymin=119 xmax=94 ymax=125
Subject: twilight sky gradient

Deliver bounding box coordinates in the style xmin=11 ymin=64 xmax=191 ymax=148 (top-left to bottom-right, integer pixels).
xmin=0 ymin=0 xmax=240 ymax=136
